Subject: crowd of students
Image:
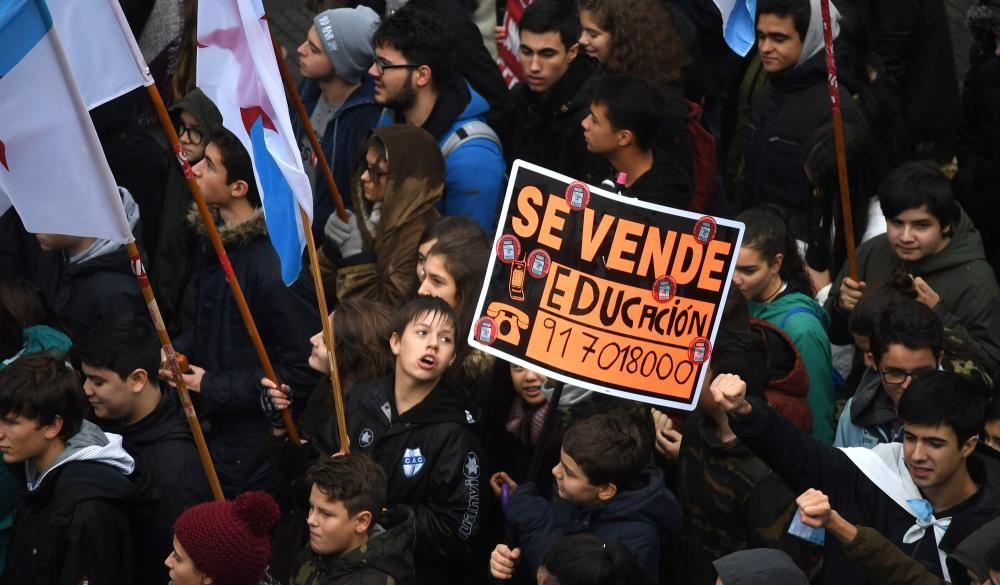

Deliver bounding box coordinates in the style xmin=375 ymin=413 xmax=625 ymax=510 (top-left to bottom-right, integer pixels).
xmin=1 ymin=0 xmax=1000 ymax=583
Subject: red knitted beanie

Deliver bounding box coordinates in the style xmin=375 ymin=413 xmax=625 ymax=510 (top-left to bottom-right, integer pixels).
xmin=173 ymin=491 xmax=280 ymax=585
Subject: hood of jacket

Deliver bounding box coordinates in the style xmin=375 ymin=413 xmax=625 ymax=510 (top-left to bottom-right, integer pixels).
xmin=585 ymin=466 xmax=680 ymax=537
xmin=353 ymin=125 xmax=444 ymax=251
xmin=0 ymin=325 xmax=72 ymax=370
xmin=188 ymin=205 xmax=269 ymax=247
xmin=169 ymin=87 xmax=223 ymax=130
xmin=750 ymin=291 xmax=831 ymax=330
xmin=712 ymin=548 xmax=809 ymax=585
xmin=949 ymin=516 xmax=1000 ymax=581
xmin=296 ymin=505 xmax=416 ymax=583
xmin=624 ymin=147 xmax=693 ymax=208
xmin=749 ymin=318 xmax=809 ymax=399
xmin=849 ymin=367 xmax=898 ymax=427
xmin=68 ymin=187 xmax=140 ymax=266
xmin=26 ymin=420 xmax=135 ymax=491
xmin=100 ymin=387 xmax=193 ymax=448
xmin=902 ymin=208 xmax=988 ymax=275
xmin=797 ymin=0 xmax=840 ymax=67
xmin=301 ymin=75 xmax=377 ymax=120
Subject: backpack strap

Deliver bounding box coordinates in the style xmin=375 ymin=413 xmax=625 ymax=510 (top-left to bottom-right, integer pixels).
xmin=778 ymin=306 xmax=820 ymax=330
xmin=440 ymin=121 xmax=500 ymax=159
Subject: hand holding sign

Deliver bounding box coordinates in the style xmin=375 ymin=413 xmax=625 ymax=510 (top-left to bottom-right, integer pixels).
xmin=709 ymin=373 xmax=751 ymax=417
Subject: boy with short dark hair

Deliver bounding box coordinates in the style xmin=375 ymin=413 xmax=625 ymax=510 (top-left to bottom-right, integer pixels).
xmin=367 ymin=4 xmax=505 ymax=232
xmin=291 ymin=453 xmax=415 ymax=585
xmin=835 ymin=299 xmax=944 ymax=448
xmin=828 ymin=161 xmax=1000 ymax=367
xmin=583 ymin=75 xmax=691 ymax=207
xmin=489 ymin=414 xmax=680 ymax=582
xmin=270 ymin=296 xmax=483 ymax=585
xmin=0 ymin=354 xmax=137 ymax=585
xmin=713 ymin=369 xmax=1000 ymax=585
xmin=173 ymin=126 xmax=320 ymax=498
xmin=499 ymin=0 xmax=601 ymax=180
xmin=77 ymin=317 xmax=213 ymax=585
xmin=742 ymin=0 xmax=864 ymax=236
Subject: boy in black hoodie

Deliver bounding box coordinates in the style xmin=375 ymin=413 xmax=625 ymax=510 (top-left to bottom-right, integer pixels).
xmin=291 ymin=453 xmax=415 ymax=585
xmin=489 ymin=414 xmax=681 ymax=583
xmin=0 ymin=354 xmax=136 ymax=585
xmin=77 ymin=317 xmax=213 ymax=585
xmin=267 ymin=296 xmax=484 ymax=585
xmin=582 ymin=75 xmax=691 ymax=207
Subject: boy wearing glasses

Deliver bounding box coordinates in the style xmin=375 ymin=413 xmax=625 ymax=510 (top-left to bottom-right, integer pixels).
xmin=151 ymin=88 xmax=223 ymax=335
xmin=835 ymin=299 xmax=942 ymax=448
xmin=366 ymin=4 xmax=505 ymax=234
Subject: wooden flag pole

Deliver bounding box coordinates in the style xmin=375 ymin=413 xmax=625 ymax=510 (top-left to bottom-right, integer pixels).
xmin=269 ymin=30 xmax=349 ymax=222
xmin=270 ymin=29 xmax=350 ymax=451
xmin=299 ymin=208 xmax=350 ymax=453
xmin=146 ymin=83 xmax=302 ymax=444
xmin=126 ymin=242 xmax=225 ymax=501
xmin=819 ymin=0 xmax=858 ymax=279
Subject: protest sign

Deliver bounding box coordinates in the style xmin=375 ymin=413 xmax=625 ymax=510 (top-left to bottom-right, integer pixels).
xmin=469 ymin=161 xmax=744 ymax=410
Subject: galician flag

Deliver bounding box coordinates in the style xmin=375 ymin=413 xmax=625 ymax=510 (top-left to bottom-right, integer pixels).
xmin=0 ymin=0 xmax=132 ymax=243
xmin=48 ymin=0 xmax=153 ymax=109
xmin=197 ymin=0 xmax=312 ymax=285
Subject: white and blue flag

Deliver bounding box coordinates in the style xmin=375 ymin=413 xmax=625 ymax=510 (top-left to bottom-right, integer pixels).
xmin=714 ymin=0 xmax=758 ymax=57
xmin=0 ymin=0 xmax=133 ymax=243
xmin=197 ymin=0 xmax=312 ymax=285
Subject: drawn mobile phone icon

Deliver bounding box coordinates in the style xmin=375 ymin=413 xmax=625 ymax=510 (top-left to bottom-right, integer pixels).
xmin=692 ymin=343 xmax=706 ymax=363
xmin=510 ymin=260 xmax=526 ymax=301
xmin=657 ymin=280 xmax=672 ymax=302
xmin=697 ymin=222 xmax=712 ymax=242
xmin=479 ymin=321 xmax=493 ymax=342
xmin=502 ymin=240 xmax=516 ymax=262
xmin=570 ymin=186 xmax=585 ymax=208
xmin=531 ymin=254 xmax=546 ymax=277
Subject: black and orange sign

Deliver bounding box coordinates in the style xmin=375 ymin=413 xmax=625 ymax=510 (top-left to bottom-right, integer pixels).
xmin=469 ymin=161 xmax=744 ymax=410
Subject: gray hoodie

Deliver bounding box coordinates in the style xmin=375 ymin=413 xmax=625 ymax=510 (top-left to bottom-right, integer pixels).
xmin=26 ymin=420 xmax=134 ymax=491
xmin=795 ymin=0 xmax=842 ymax=67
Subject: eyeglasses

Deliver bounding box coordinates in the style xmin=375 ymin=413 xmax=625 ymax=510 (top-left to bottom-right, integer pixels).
xmin=373 ymin=57 xmax=419 ymax=76
xmin=362 ymin=160 xmax=388 ymax=182
xmin=178 ymin=124 xmax=203 ymax=145
xmin=877 ymin=365 xmax=936 ymax=386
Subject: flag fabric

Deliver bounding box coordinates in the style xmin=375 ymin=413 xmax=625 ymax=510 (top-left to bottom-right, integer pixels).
xmin=47 ymin=0 xmax=153 ymax=109
xmin=714 ymin=0 xmax=758 ymax=57
xmin=197 ymin=0 xmax=312 ymax=285
xmin=0 ymin=0 xmax=132 ymax=243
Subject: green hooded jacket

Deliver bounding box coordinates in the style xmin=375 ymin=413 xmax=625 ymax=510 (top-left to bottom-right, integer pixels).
xmin=826 ymin=208 xmax=1000 ymax=368
xmin=751 ymin=291 xmax=835 ymax=443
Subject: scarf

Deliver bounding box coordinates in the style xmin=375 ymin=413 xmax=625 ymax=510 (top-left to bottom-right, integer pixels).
xmin=506 ymin=399 xmax=550 ymax=446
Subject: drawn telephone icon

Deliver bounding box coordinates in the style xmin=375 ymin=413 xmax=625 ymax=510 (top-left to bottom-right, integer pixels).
xmin=509 ymin=259 xmax=526 ymax=301
xmin=486 ymin=302 xmax=530 ymax=345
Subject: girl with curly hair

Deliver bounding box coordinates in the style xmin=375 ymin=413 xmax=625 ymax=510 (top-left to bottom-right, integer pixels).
xmin=577 ymin=0 xmax=689 ymax=90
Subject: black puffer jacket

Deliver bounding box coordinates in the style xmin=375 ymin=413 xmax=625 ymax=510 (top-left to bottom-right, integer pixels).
xmin=313 ymin=376 xmax=485 ymax=585
xmin=500 ymin=57 xmax=603 ymax=181
xmin=174 ymin=209 xmax=320 ymax=497
xmin=290 ymin=506 xmax=417 ymax=585
xmin=742 ymin=49 xmax=864 ymax=237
